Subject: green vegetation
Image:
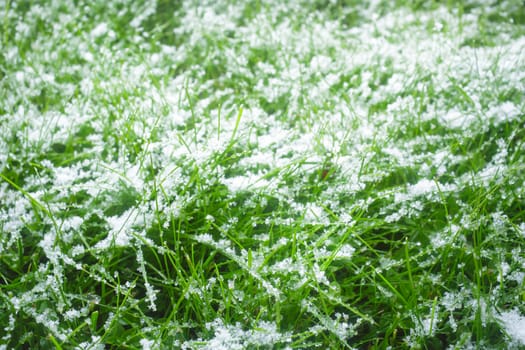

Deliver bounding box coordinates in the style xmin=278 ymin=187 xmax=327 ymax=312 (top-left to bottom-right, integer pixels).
xmin=1 ymin=0 xmax=524 ymax=348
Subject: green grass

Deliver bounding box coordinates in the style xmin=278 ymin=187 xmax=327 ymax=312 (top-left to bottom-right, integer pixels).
xmin=1 ymin=0 xmax=525 ymax=349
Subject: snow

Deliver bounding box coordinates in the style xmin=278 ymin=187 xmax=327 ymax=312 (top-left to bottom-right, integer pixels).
xmin=409 ymin=179 xmax=436 ymax=197
xmin=140 ymin=339 xmax=155 ymax=350
xmin=1 ymin=0 xmax=524 ymax=348
xmin=499 ymin=309 xmax=525 ymax=345
xmin=91 ymin=23 xmax=108 ymax=38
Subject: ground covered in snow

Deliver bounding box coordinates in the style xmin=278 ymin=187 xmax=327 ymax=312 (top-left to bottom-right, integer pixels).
xmin=1 ymin=0 xmax=525 ymax=348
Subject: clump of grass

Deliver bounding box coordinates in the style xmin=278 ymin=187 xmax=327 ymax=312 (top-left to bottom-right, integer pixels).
xmin=1 ymin=0 xmax=524 ymax=349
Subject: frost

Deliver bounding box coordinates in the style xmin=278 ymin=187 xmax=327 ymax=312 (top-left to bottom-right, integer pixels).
xmin=519 ymin=223 xmax=525 ymax=238
xmin=409 ymin=179 xmax=436 ymax=197
xmin=440 ymin=109 xmax=477 ymax=129
xmin=140 ymin=338 xmax=155 ymax=350
xmin=77 ymin=336 xmax=104 ymax=350
xmin=62 ymin=216 xmax=83 ymax=232
xmin=222 ymin=173 xmax=269 ymax=193
xmin=337 ymin=244 xmax=355 ymax=259
xmin=302 ymin=301 xmax=359 ymax=345
xmin=95 ymin=209 xmax=138 ymax=249
xmin=303 ymin=203 xmax=329 ymax=225
xmin=64 ymin=308 xmax=82 ymax=321
xmin=185 ymin=319 xmax=290 ymax=350
xmin=144 ymin=282 xmax=158 ymax=312
xmin=1 ymin=0 xmax=524 ymax=347
xmin=498 ymin=309 xmax=525 ymax=345
xmin=91 ymin=23 xmax=109 ymax=38
xmin=195 ymin=233 xmax=214 ymax=244
xmin=489 ymin=101 xmax=521 ymax=124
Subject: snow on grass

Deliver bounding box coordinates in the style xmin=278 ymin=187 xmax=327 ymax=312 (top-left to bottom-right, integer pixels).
xmin=1 ymin=0 xmax=524 ymax=348
xmin=498 ymin=309 xmax=525 ymax=346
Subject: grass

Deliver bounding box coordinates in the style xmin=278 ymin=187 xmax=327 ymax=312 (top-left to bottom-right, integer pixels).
xmin=1 ymin=0 xmax=525 ymax=349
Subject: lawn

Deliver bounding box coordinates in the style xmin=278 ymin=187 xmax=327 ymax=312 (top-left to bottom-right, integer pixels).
xmin=1 ymin=0 xmax=525 ymax=349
